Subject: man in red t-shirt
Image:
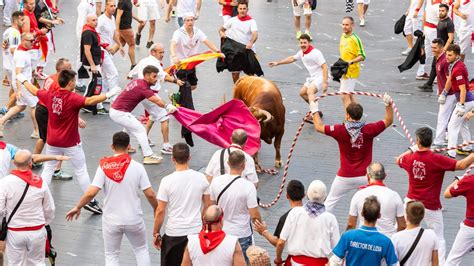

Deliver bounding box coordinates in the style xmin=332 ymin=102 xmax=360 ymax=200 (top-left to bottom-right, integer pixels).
xmin=444 ymin=44 xmax=474 ymax=158
xmin=444 ymin=174 xmax=474 ymax=265
xmin=308 ymin=94 xmax=393 ymax=212
xmin=17 ymin=69 xmax=122 ymax=214
xmin=397 ymin=127 xmax=474 ymax=264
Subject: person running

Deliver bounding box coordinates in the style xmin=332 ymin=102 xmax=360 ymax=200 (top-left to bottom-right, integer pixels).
xmin=135 ymin=0 xmax=163 ymax=48
xmin=218 ymin=0 xmax=238 ymax=24
xmin=165 ymin=0 xmax=202 ymax=27
xmin=291 ymin=0 xmax=314 ymax=40
xmin=75 ymin=0 xmax=97 ymax=91
xmin=66 ymin=131 xmax=158 ymax=266
xmin=453 ymin=0 xmax=474 ymax=62
xmin=116 ymin=0 xmax=144 ymax=69
xmin=357 ymin=0 xmax=370 ymax=26
xmin=109 ymin=65 xmax=177 ymax=164
xmin=308 ymin=94 xmax=393 ymax=213
xmin=402 ymin=0 xmax=424 ymax=56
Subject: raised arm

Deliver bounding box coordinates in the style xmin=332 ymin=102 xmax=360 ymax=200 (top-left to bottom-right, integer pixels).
xmin=268 ymin=55 xmax=297 ymax=67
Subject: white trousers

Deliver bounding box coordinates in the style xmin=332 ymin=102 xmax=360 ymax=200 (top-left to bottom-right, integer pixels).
xmin=325 ymin=175 xmax=367 ymax=213
xmin=445 ymin=222 xmax=474 ymax=266
xmin=447 ymin=101 xmax=474 ymax=157
xmin=41 ymin=143 xmax=91 ymax=192
xmin=425 ymin=209 xmax=446 ymax=266
xmin=109 ymin=108 xmax=153 ymax=157
xmin=434 ymin=94 xmax=457 ymax=146
xmin=102 ymin=52 xmax=119 ymax=93
xmin=6 ymin=229 xmax=46 ymax=266
xmin=424 ymin=27 xmax=437 ymax=74
xmin=102 ymin=219 xmax=151 ymax=266
xmin=3 ymin=0 xmax=17 ymax=25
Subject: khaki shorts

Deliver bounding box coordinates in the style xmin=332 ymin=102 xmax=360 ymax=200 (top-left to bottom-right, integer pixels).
xmin=119 ymin=29 xmax=135 ymax=46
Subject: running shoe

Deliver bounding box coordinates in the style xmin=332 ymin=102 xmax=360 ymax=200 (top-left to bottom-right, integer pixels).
xmin=456 ymin=149 xmax=471 ymax=156
xmin=84 ymin=199 xmax=103 ymax=214
xmin=171 ymin=10 xmax=176 ymax=17
xmin=135 ymin=33 xmax=141 ymax=46
xmin=148 ymin=139 xmax=156 ymax=147
xmin=143 ymin=154 xmax=163 ymax=164
xmin=52 ymin=169 xmax=73 ymax=181
xmin=12 ymin=112 xmax=25 ymax=119
xmin=296 ymin=31 xmax=302 ymax=39
xmin=359 ymin=19 xmax=365 ymax=27
xmin=97 ymin=108 xmax=109 ymax=115
xmin=418 ymin=84 xmax=433 ymax=92
xmin=416 ymin=73 xmax=429 ymax=80
xmin=30 ymin=131 xmax=39 ymax=139
xmin=161 ymin=144 xmax=173 ymax=155
xmin=0 ymin=106 xmax=8 ymax=115
xmin=401 ymin=48 xmax=411 ymax=56
xmin=146 ymin=41 xmax=154 ymax=49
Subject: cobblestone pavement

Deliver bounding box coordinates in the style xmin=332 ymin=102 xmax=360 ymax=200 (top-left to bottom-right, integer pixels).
xmin=1 ymin=0 xmax=474 ymax=264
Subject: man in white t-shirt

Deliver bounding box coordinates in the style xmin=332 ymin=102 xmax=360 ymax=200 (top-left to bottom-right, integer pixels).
xmin=419 ymin=0 xmax=442 ymax=80
xmin=129 ymin=43 xmax=184 ymax=155
xmin=453 ymin=0 xmax=474 ymax=61
xmin=275 ymin=180 xmax=340 ymax=265
xmin=269 ymin=34 xmax=328 ymax=114
xmin=347 ymin=162 xmax=406 ymax=237
xmin=170 ymin=13 xmax=220 ymax=90
xmin=135 ymin=0 xmax=163 ymax=48
xmin=391 ymin=201 xmax=439 ymax=266
xmin=165 ymin=0 xmax=201 ymax=27
xmin=209 ymin=150 xmax=261 ymax=263
xmin=153 ymin=143 xmax=211 ymax=266
xmin=66 ymin=132 xmax=158 ymax=266
xmin=205 ymin=129 xmax=258 ymax=186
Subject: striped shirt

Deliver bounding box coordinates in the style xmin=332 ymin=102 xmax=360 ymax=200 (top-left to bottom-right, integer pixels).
xmin=339 ymin=33 xmax=366 ymax=79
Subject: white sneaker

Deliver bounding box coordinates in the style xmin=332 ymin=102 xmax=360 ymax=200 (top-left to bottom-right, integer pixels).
xmin=359 ymin=19 xmax=365 ymax=27
xmin=161 ymin=144 xmax=173 ymax=155
xmin=401 ymin=48 xmax=412 ymax=56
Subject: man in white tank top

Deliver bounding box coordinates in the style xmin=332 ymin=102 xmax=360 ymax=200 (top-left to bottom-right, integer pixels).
xmin=182 ymin=205 xmax=246 ymax=266
xmin=454 ymin=0 xmax=474 ymax=60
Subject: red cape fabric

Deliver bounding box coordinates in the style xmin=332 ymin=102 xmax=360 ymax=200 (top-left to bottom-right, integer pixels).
xmin=171 ymin=99 xmax=261 ymax=155
xmin=11 ymin=169 xmax=43 ymax=188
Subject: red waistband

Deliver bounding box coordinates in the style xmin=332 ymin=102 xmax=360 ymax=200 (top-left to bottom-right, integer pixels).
xmin=424 ymin=22 xmax=437 ymax=28
xmin=285 ymin=255 xmax=328 ymax=266
xmin=8 ymin=224 xmax=45 ymax=231
xmin=464 ymin=218 xmax=474 ymax=227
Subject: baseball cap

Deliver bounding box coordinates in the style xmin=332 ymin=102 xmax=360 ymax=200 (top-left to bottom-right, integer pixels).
xmin=307 ymin=180 xmax=327 ymax=204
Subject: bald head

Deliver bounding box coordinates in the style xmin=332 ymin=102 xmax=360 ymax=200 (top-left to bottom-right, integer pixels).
xmin=149 ymin=43 xmax=165 ymax=60
xmin=367 ymin=162 xmax=386 ymax=181
xmin=86 ymin=14 xmax=98 ymax=28
xmin=231 ymin=129 xmax=247 ymax=146
xmin=14 ymin=150 xmax=32 ymax=169
xmin=203 ymin=205 xmax=223 ymax=223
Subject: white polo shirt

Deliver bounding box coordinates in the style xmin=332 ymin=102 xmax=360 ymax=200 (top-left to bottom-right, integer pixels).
xmin=91 ymin=159 xmax=152 ymax=225
xmin=171 ymin=27 xmax=207 ymax=60
xmin=349 ymin=185 xmax=404 ymax=237
xmin=293 ymin=47 xmax=326 ymax=79
xmin=97 ymin=13 xmax=116 ymax=46
xmin=128 ymin=55 xmax=166 ymax=92
xmin=391 ymin=227 xmax=438 ymax=266
xmin=205 ymin=146 xmax=258 ymax=184
xmin=209 ymin=174 xmax=258 ymax=238
xmin=223 ymin=16 xmax=258 ymax=48
xmin=280 ymin=207 xmax=340 ymax=258
xmin=157 ymin=169 xmax=210 ymax=236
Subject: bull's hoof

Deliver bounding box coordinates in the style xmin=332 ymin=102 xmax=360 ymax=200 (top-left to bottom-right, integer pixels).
xmin=274 ymin=160 xmax=282 ymax=168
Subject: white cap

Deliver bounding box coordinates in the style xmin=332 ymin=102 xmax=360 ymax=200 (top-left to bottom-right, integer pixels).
xmin=183 ymin=12 xmax=195 ymax=19
xmin=307 ymin=180 xmax=327 ymax=204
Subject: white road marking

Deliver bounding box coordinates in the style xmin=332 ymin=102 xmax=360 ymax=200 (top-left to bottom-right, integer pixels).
xmin=356 ymin=80 xmax=367 ymax=87
xmin=392 ymin=127 xmax=406 ymax=138
xmin=426 ymin=111 xmax=438 ymax=116
xmin=363 ymin=30 xmax=375 ymax=37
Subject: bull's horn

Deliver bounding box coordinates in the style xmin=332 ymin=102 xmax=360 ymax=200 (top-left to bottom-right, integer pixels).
xmin=259 ymin=109 xmax=272 ymax=123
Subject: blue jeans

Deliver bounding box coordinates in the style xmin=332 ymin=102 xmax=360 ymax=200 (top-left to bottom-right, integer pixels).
xmin=238 ymin=235 xmax=253 ymax=264
xmin=177 ymin=17 xmax=184 ymax=27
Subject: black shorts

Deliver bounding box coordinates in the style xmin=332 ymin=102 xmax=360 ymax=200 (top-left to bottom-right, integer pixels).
xmin=161 ymin=234 xmax=188 ymax=266
xmin=176 ymin=69 xmax=198 ymax=86
xmin=35 ymin=104 xmax=48 ymax=142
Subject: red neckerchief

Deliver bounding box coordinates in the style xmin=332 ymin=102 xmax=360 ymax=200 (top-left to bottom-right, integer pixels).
xmin=82 ymin=24 xmax=102 ymax=45
xmin=198 ymin=229 xmax=226 ymax=254
xmin=11 ymin=169 xmax=43 ymax=188
xmin=99 ymin=154 xmax=131 ymax=183
xmin=303 ymin=45 xmax=314 ymax=56
xmin=17 ymin=44 xmax=29 ymax=51
xmin=0 ymin=141 xmax=6 ymax=149
xmin=237 ymin=15 xmax=252 ymax=21
xmin=359 ymin=180 xmax=385 ymax=189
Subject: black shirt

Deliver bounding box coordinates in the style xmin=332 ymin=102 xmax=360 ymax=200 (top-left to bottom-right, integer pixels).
xmin=273 ymin=209 xmax=291 ymax=238
xmin=117 ymin=0 xmax=133 ymax=30
xmin=80 ymin=30 xmax=101 ymax=66
xmin=437 ymin=17 xmax=455 ymax=44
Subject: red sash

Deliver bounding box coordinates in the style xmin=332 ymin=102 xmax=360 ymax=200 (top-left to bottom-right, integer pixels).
xmin=424 ymin=21 xmax=437 ymax=28
xmin=99 ymin=154 xmax=131 ymax=183
xmin=11 ymin=169 xmax=43 ymax=188
xmin=285 ymin=255 xmax=328 ymax=266
xmin=9 ymin=224 xmax=45 ymax=231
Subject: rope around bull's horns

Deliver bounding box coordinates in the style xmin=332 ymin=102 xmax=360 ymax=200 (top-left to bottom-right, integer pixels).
xmin=258 ymin=91 xmax=474 ymax=208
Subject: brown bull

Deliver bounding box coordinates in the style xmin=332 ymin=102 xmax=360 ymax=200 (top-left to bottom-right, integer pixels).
xmin=233 ymin=76 xmax=285 ymax=168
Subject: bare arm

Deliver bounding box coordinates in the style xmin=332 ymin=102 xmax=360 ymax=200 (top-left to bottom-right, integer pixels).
xmin=455 ymin=153 xmax=474 ymax=170
xmin=148 ymin=95 xmax=167 ymax=108
xmin=444 ymin=32 xmax=455 ymax=51
xmin=195 ymin=0 xmax=202 ymax=17
xmin=253 ymin=220 xmax=278 ymax=246
xmin=219 ymin=26 xmax=227 ymax=38
xmin=143 ymin=187 xmax=158 ymax=211
xmin=275 ymin=239 xmax=286 ymax=264
xmin=202 ymin=39 xmax=220 ymax=53
xmin=346 ymin=215 xmax=357 ymax=231
xmin=170 ymin=40 xmax=179 ymax=64
xmin=459 ymin=84 xmax=467 ymax=104
xmin=32 ymin=154 xmax=69 ymax=163
xmin=115 ymin=9 xmax=123 ymax=30
xmin=248 ymin=207 xmax=261 ymax=223
xmin=153 ymin=200 xmax=167 ymax=249
xmin=453 ymin=0 xmax=465 ymax=18
xmin=233 ymin=242 xmax=246 ymax=266
xmin=65 ymin=186 xmax=101 ymax=220
xmin=83 ymin=44 xmax=97 ymax=69
xmin=384 ymin=105 xmax=394 ymax=128
xmin=269 ymin=56 xmax=297 ymax=67
xmin=202 ymin=194 xmax=211 ymax=216
xmin=311 ymin=112 xmax=325 ymax=133
xmin=432 ymin=250 xmax=439 ymax=266
xmin=84 ymin=94 xmax=107 ymax=106
xmin=396 ymin=216 xmax=407 ymax=231
xmin=444 ymin=179 xmax=458 ymax=198
xmin=349 ymin=55 xmax=364 ymax=64
xmin=246 ymin=31 xmax=257 ymax=49
xmin=322 ymin=63 xmax=329 ymax=90
xmin=20 ymin=79 xmax=39 ymax=96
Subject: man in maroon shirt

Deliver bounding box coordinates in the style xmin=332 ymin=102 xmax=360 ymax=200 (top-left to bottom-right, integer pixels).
xmin=17 ymin=69 xmax=122 ymax=214
xmin=397 ymin=126 xmax=474 ymax=264
xmin=308 ymin=94 xmax=393 ymax=212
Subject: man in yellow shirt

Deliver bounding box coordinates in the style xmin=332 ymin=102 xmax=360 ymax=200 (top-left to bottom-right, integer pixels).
xmin=339 ymin=16 xmax=366 ymax=107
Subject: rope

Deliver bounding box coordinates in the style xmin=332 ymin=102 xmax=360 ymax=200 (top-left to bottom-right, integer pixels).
xmin=258 ymin=91 xmax=473 ymax=208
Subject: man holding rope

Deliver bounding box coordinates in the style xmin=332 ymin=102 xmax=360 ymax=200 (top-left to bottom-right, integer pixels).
xmin=308 ymin=93 xmax=393 ymax=212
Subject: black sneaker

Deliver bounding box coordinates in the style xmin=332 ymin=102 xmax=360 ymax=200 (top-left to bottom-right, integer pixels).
xmin=32 ymin=162 xmax=43 ymax=169
xmin=146 ymin=41 xmax=154 ymax=49
xmin=97 ymin=108 xmax=109 ymax=115
xmin=52 ymin=169 xmax=73 ymax=181
xmin=75 ymin=85 xmax=86 ymax=93
xmin=135 ymin=33 xmax=141 ymax=46
xmin=83 ymin=199 xmax=102 ymax=214
xmin=418 ymin=84 xmax=433 ymax=92
xmin=130 ymin=64 xmax=137 ymax=71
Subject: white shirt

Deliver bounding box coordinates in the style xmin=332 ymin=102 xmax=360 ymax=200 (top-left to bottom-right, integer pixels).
xmin=459 ymin=0 xmax=474 ymax=29
xmin=76 ymin=0 xmax=96 ymax=39
xmin=91 ymin=159 xmax=151 ymax=225
xmin=187 ymin=233 xmax=237 ymax=266
xmin=293 ymin=47 xmax=326 ymax=79
xmin=205 ymin=146 xmax=258 ymax=184
xmin=209 ymin=174 xmax=258 ymax=237
xmin=2 ymin=27 xmax=20 ymax=71
xmin=224 ymin=16 xmax=258 ymax=48
xmin=0 ymin=143 xmax=16 ymax=179
xmin=97 ymin=13 xmax=116 ymax=46
xmin=128 ymin=55 xmax=166 ymax=92
xmin=157 ymin=169 xmax=210 ymax=236
xmin=349 ymin=185 xmax=404 ymax=237
xmin=171 ymin=27 xmax=207 ymax=60
xmin=280 ymin=207 xmax=340 ymax=258
xmin=176 ymin=0 xmax=196 ymax=17
xmin=0 ymin=174 xmax=55 ymax=228
xmin=13 ymin=49 xmax=32 ymax=82
xmin=425 ymin=0 xmax=440 ymax=25
xmin=391 ymin=227 xmax=438 ymax=266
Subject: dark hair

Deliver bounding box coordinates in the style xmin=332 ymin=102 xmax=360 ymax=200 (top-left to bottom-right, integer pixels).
xmin=406 ymin=201 xmax=425 ymax=225
xmin=58 ymin=69 xmax=76 ymax=88
xmin=173 ymin=143 xmax=190 ymax=164
xmin=415 ymin=127 xmax=433 ymax=148
xmin=228 ymin=150 xmax=245 ymax=169
xmin=362 ymin=196 xmax=380 ymax=223
xmin=112 ymin=131 xmax=130 ymax=150
xmin=298 ymin=34 xmax=311 ymax=42
xmin=286 ymin=180 xmax=305 ymax=201
xmin=12 ymin=11 xmax=24 ymax=22
xmin=439 ymin=3 xmax=449 ymax=11
xmin=237 ymin=0 xmax=248 ymax=7
xmin=55 ymin=58 xmax=70 ymax=72
xmin=343 ymin=16 xmax=354 ymax=23
xmin=432 ymin=38 xmax=445 ymax=47
xmin=346 ymin=102 xmax=363 ymax=120
xmin=142 ymin=65 xmax=159 ymax=76
xmin=446 ymin=44 xmax=461 ymax=55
